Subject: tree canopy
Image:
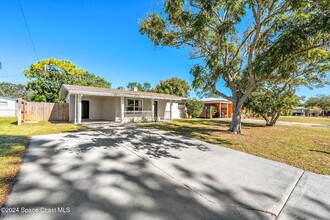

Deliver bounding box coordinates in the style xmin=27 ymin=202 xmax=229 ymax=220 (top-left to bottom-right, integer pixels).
xmin=305 ymin=95 xmax=330 ymax=111
xmin=0 ymin=82 xmax=32 ymax=100
xmin=153 ymin=77 xmax=190 ymax=97
xmin=24 ymin=59 xmax=111 ymax=102
xmin=126 ymin=82 xmax=152 ymax=92
xmin=186 ymin=99 xmax=204 ymax=118
xmin=245 ymin=50 xmax=329 ymax=126
xmin=245 ymin=83 xmax=300 ymax=126
xmin=140 ymin=0 xmax=329 ymax=133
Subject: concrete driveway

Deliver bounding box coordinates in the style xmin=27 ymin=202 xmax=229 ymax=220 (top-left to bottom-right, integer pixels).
xmin=2 ymin=122 xmax=330 ymax=220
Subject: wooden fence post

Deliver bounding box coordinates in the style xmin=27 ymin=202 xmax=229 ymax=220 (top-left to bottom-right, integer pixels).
xmin=23 ymin=100 xmax=27 ymax=123
xmin=17 ymin=98 xmax=22 ymax=126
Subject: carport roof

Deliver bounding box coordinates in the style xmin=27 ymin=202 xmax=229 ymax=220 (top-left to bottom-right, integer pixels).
xmin=60 ymin=84 xmax=188 ymax=101
xmin=201 ymin=97 xmax=232 ymax=103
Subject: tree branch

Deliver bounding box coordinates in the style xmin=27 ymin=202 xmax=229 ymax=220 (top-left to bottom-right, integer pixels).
xmin=210 ymin=84 xmax=233 ymax=101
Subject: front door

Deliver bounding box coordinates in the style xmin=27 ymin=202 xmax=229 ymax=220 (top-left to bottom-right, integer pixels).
xmin=82 ymin=100 xmax=90 ymax=119
xmin=153 ymin=101 xmax=158 ymax=117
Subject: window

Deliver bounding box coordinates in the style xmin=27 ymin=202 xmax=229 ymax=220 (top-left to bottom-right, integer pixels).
xmin=0 ymin=101 xmax=8 ymax=109
xmin=126 ymin=99 xmax=142 ymax=113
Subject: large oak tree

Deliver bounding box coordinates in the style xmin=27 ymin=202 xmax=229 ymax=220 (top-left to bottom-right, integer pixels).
xmin=140 ymin=0 xmax=329 ymax=133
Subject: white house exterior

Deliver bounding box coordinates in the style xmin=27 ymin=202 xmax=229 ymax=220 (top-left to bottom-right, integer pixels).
xmin=60 ymin=84 xmax=187 ymax=124
xmin=0 ymin=97 xmax=17 ymax=117
xmin=293 ymin=107 xmax=307 ymax=116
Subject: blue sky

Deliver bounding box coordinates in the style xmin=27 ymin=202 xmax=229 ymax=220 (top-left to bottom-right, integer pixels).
xmin=0 ymin=0 xmax=329 ymax=99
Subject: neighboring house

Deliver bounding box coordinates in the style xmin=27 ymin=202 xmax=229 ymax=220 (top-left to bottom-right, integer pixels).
xmin=0 ymin=97 xmax=17 ymax=117
xmin=293 ymin=107 xmax=307 ymax=116
xmin=200 ymin=98 xmax=233 ymax=118
xmin=59 ymin=84 xmax=187 ymax=124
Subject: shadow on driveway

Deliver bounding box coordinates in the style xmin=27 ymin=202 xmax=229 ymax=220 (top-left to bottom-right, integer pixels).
xmin=3 ymin=123 xmax=330 ymax=220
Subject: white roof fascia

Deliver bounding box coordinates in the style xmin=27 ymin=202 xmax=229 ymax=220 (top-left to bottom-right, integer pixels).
xmin=68 ymin=90 xmax=186 ymax=101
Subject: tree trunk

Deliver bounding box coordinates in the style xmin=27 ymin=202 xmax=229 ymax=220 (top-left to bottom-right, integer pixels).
xmin=267 ymin=112 xmax=281 ymax=126
xmin=229 ymin=102 xmax=243 ymax=134
xmin=262 ymin=115 xmax=270 ymax=126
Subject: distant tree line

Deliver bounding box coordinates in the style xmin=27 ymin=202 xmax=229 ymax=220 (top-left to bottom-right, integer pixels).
xmin=116 ymin=77 xmax=190 ymax=97
xmin=0 ymin=82 xmax=32 ymax=100
xmin=305 ymin=95 xmax=330 ymax=116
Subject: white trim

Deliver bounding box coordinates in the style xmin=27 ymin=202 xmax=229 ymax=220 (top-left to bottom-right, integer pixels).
xmin=74 ymin=94 xmax=77 ymax=124
xmin=77 ymin=94 xmax=83 ymax=124
xmin=170 ymin=100 xmax=173 ymax=120
xmin=0 ymin=97 xmax=18 ymax=101
xmin=67 ymin=90 xmax=186 ymax=101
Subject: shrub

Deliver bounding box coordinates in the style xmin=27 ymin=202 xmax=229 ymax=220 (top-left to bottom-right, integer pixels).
xmin=210 ymin=105 xmax=217 ymax=118
xmin=129 ymin=118 xmax=135 ymax=123
xmin=142 ymin=116 xmax=148 ymax=123
xmin=186 ymin=99 xmax=204 ymax=118
xmin=154 ymin=116 xmax=159 ymax=122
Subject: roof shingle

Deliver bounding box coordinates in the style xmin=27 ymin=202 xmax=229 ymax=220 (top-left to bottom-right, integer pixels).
xmin=60 ymin=84 xmax=187 ymax=101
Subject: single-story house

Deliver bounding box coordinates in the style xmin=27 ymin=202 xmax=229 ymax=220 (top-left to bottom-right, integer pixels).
xmin=60 ymin=84 xmax=187 ymax=124
xmin=200 ymin=97 xmax=233 ymax=118
xmin=0 ymin=97 xmax=17 ymax=117
xmin=293 ymin=107 xmax=307 ymax=116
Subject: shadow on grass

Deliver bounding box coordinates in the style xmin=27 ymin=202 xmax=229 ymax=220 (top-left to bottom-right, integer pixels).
xmin=309 ymin=150 xmax=330 ymax=155
xmin=0 ymin=135 xmax=27 ymax=157
xmin=140 ymin=119 xmax=265 ymax=146
xmin=141 ymin=122 xmax=233 ymax=146
xmin=176 ymin=119 xmax=265 ymax=128
xmin=0 ymin=134 xmax=27 ymax=206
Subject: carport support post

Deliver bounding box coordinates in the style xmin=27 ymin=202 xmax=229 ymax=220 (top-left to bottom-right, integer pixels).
xmin=120 ymin=96 xmax=124 ymax=123
xmin=151 ymin=98 xmax=154 ymax=121
xmin=170 ymin=100 xmax=173 ymax=120
xmin=74 ymin=94 xmax=77 ymax=124
xmin=219 ymin=103 xmax=222 ymax=118
xmin=77 ymin=94 xmax=82 ymax=124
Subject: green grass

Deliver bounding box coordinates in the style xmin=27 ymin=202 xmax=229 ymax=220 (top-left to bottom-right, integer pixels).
xmin=139 ymin=119 xmax=330 ymax=175
xmin=0 ymin=117 xmax=89 ymax=206
xmin=276 ymin=116 xmax=330 ymax=125
xmin=247 ymin=116 xmax=330 ymax=125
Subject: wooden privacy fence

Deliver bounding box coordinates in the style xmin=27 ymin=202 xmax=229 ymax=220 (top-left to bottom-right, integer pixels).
xmin=17 ymin=99 xmax=69 ymax=125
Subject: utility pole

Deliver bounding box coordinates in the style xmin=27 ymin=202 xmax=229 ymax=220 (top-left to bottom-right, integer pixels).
xmin=0 ymin=62 xmax=5 ymax=97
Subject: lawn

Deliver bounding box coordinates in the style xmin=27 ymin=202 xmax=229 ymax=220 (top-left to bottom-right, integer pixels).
xmin=276 ymin=116 xmax=330 ymax=125
xmin=140 ymin=119 xmax=330 ymax=175
xmin=0 ymin=117 xmax=88 ymax=206
xmin=248 ymin=116 xmax=330 ymax=125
